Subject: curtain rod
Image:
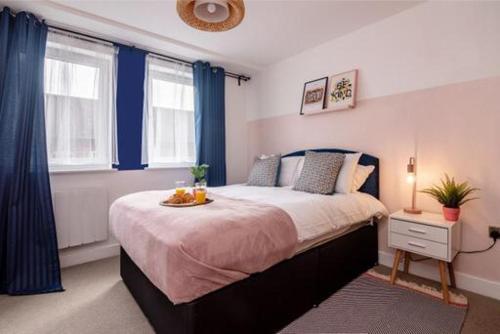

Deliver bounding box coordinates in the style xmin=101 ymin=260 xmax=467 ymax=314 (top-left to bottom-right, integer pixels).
xmin=48 ymin=25 xmax=251 ymax=85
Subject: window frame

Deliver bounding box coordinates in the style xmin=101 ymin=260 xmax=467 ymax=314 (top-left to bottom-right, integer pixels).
xmin=44 ymin=34 xmax=117 ymax=173
xmin=143 ymin=56 xmax=196 ymax=169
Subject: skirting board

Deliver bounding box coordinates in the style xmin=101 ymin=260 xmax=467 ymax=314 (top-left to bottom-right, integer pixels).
xmin=379 ymin=250 xmax=500 ymax=301
xmin=59 ymin=242 xmax=120 ymax=268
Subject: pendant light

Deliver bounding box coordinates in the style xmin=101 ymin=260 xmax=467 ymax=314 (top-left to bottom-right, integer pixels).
xmin=177 ymin=0 xmax=245 ymax=32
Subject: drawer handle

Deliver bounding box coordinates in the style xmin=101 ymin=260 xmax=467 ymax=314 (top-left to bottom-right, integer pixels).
xmin=408 ymin=227 xmax=426 ymax=234
xmin=408 ymin=241 xmax=426 ymax=249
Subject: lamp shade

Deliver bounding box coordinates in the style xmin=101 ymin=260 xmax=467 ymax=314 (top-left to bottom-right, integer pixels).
xmin=404 ymin=156 xmax=422 ymax=214
xmin=194 ymin=0 xmax=229 ymax=23
xmin=177 ymin=0 xmax=245 ymax=32
xmin=406 ymin=157 xmax=416 ymax=183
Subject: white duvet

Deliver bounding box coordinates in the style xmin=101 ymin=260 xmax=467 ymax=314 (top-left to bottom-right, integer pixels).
xmin=210 ymin=184 xmax=388 ymax=246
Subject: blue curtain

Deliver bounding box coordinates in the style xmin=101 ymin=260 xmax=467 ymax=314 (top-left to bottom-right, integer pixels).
xmin=193 ymin=61 xmax=226 ymax=186
xmin=0 ymin=8 xmax=63 ymax=295
xmin=114 ymin=46 xmax=147 ymax=170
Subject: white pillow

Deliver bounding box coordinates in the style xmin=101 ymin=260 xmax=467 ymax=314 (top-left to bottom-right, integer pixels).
xmin=351 ymin=164 xmax=375 ymax=192
xmin=334 ymin=152 xmax=362 ymax=193
xmin=293 ymin=156 xmax=305 ymax=185
xmin=278 ymin=156 xmax=303 ymax=187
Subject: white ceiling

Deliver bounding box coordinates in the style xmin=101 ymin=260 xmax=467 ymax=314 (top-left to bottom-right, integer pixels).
xmin=2 ymin=0 xmax=421 ymax=73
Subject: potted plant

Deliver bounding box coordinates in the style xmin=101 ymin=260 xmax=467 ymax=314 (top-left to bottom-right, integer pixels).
xmin=190 ymin=164 xmax=209 ymax=187
xmin=420 ymin=174 xmax=479 ymax=221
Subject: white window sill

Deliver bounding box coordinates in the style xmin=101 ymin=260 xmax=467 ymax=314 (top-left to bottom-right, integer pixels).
xmin=146 ymin=162 xmax=195 ymax=170
xmin=49 ymin=166 xmax=117 ymax=174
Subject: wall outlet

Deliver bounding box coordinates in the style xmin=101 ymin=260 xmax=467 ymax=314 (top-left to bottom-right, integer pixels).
xmin=489 ymin=226 xmax=500 ymax=239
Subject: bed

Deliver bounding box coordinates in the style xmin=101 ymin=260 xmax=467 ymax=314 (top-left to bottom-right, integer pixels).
xmin=113 ymin=149 xmax=385 ymax=334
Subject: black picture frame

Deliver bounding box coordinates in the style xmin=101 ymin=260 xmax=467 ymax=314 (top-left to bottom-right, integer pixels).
xmin=300 ymin=76 xmax=328 ymax=115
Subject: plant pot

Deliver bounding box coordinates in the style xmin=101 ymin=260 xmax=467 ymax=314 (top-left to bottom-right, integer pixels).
xmin=443 ymin=207 xmax=460 ymax=221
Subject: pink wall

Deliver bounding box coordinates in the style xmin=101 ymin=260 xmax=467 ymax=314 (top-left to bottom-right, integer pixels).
xmin=248 ymin=76 xmax=500 ymax=283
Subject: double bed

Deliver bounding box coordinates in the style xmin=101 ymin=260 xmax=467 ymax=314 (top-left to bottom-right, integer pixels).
xmin=111 ymin=149 xmax=386 ymax=334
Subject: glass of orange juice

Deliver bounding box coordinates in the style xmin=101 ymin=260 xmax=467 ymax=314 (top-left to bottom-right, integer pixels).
xmin=195 ymin=188 xmax=206 ymax=204
xmin=194 ymin=182 xmax=207 ymax=204
xmin=175 ymin=181 xmax=186 ymax=196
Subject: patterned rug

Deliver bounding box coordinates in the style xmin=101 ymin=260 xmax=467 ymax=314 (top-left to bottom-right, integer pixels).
xmin=366 ymin=269 xmax=468 ymax=307
xmin=279 ymin=272 xmax=468 ymax=334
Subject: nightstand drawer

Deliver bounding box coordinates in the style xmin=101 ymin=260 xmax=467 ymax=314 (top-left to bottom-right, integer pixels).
xmin=390 ymin=232 xmax=448 ymax=259
xmin=390 ymin=219 xmax=447 ymax=244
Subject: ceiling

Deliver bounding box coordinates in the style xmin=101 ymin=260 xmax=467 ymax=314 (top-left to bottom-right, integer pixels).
xmin=2 ymin=0 xmax=421 ymax=73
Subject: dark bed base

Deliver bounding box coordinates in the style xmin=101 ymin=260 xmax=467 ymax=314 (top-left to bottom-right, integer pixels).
xmin=120 ymin=221 xmax=378 ymax=334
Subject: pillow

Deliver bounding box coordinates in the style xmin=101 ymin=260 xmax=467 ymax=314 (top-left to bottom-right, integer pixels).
xmin=351 ymin=164 xmax=375 ymax=192
xmin=278 ymin=156 xmax=303 ymax=187
xmin=293 ymin=156 xmax=305 ymax=185
xmin=335 ymin=152 xmax=362 ymax=194
xmin=247 ymin=155 xmax=281 ymax=187
xmin=293 ymin=151 xmax=345 ymax=194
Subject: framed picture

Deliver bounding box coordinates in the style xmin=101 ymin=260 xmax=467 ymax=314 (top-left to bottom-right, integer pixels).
xmin=326 ymin=69 xmax=358 ymax=111
xmin=300 ymin=77 xmax=328 ymax=115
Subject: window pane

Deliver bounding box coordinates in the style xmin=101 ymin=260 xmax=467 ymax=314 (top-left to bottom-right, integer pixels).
xmin=45 ymin=58 xmax=99 ymax=100
xmin=152 ymin=79 xmax=194 ymax=111
xmin=44 ymin=32 xmax=117 ymax=170
xmin=145 ymin=56 xmax=196 ymax=165
xmin=151 ymin=107 xmax=195 ymax=163
xmin=45 ymin=96 xmax=99 ymax=161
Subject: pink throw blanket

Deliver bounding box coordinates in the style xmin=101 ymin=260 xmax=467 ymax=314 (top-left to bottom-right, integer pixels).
xmin=110 ymin=191 xmax=298 ymax=304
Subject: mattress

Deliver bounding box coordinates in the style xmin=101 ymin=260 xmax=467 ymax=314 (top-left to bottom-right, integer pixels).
xmin=210 ymin=184 xmax=388 ymax=253
xmin=296 ymin=221 xmax=369 ymax=254
xmin=111 ymin=185 xmax=388 ymax=303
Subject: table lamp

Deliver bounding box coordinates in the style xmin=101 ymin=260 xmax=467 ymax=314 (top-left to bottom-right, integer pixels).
xmin=404 ymin=157 xmax=422 ymax=214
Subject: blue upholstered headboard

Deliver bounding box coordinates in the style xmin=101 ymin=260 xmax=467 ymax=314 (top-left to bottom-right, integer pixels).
xmin=282 ymin=149 xmax=380 ymax=199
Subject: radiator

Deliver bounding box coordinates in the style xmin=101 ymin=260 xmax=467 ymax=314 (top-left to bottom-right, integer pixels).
xmin=52 ymin=187 xmax=109 ymax=249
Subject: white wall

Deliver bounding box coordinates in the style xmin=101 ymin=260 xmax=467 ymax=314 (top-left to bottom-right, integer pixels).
xmin=226 ymin=78 xmax=252 ymax=184
xmin=250 ymin=1 xmax=500 ymax=120
xmin=55 ymin=76 xmax=251 ymax=267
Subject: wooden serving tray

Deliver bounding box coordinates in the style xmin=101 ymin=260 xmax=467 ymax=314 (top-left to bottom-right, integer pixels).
xmin=159 ymin=198 xmax=214 ymax=208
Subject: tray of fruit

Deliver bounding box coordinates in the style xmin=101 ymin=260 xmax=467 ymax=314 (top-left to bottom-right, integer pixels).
xmin=160 ymin=192 xmax=213 ymax=207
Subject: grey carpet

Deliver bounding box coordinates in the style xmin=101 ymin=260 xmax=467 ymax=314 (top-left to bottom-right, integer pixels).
xmin=280 ymin=274 xmax=467 ymax=334
xmin=0 ymin=257 xmax=154 ymax=334
xmin=2 ymin=257 xmax=500 ymax=334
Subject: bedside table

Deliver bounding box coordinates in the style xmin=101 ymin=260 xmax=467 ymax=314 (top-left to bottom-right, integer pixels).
xmin=388 ymin=210 xmax=462 ymax=303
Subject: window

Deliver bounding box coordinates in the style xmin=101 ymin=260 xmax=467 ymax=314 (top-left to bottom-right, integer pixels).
xmin=44 ymin=32 xmax=118 ymax=171
xmin=142 ymin=55 xmax=196 ymax=167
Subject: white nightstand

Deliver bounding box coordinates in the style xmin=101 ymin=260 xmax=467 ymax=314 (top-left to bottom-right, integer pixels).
xmin=388 ymin=210 xmax=462 ymax=303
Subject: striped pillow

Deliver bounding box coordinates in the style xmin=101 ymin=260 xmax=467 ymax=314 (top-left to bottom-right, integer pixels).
xmin=293 ymin=151 xmax=345 ymax=194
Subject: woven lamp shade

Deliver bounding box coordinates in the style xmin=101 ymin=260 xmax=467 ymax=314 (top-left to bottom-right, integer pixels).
xmin=177 ymin=0 xmax=245 ymax=32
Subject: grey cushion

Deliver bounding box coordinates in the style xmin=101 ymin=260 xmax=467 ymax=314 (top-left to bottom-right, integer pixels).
xmin=247 ymin=155 xmax=281 ymax=187
xmin=293 ymin=151 xmax=345 ymax=194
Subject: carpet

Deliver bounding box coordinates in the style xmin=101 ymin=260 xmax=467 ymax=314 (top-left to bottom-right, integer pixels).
xmin=280 ymin=273 xmax=467 ymax=334
xmin=5 ymin=258 xmax=500 ymax=334
xmin=366 ymin=269 xmax=468 ymax=307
